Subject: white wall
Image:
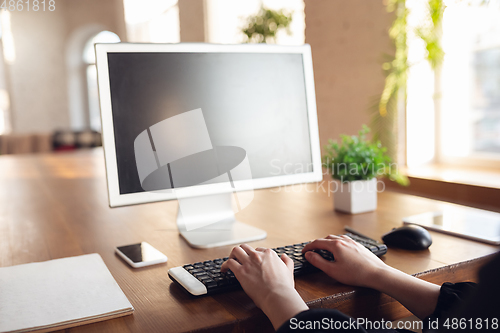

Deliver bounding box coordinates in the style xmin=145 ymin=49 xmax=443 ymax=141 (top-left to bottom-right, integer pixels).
xmin=5 ymin=0 xmax=127 ymax=134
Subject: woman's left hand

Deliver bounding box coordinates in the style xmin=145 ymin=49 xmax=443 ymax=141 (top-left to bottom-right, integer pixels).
xmin=221 ymin=244 xmax=308 ymax=329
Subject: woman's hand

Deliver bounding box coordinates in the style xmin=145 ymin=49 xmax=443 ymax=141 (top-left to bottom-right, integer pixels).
xmin=302 ymin=235 xmax=440 ymax=319
xmin=221 ymin=244 xmax=308 ymax=329
xmin=301 ymin=234 xmax=388 ymax=289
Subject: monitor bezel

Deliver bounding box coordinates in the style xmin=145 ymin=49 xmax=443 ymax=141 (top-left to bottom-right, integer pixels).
xmin=95 ymin=43 xmax=322 ymax=207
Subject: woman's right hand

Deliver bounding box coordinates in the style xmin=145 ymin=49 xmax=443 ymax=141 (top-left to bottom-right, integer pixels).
xmin=303 ymin=234 xmax=441 ymax=319
xmin=301 ymin=234 xmax=389 ymax=289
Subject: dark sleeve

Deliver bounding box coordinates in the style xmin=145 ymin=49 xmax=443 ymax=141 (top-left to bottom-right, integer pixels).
xmin=277 ymin=308 xmax=409 ymax=333
xmin=278 ymin=253 xmax=500 ymax=333
xmin=423 ymin=282 xmax=478 ymax=332
xmin=424 ymin=252 xmax=500 ymax=332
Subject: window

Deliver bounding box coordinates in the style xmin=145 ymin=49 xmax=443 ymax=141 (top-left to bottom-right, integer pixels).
xmin=406 ymin=0 xmax=500 ymax=168
xmin=83 ymin=31 xmax=120 ymax=132
xmin=123 ymin=0 xmax=180 ymax=43
xmin=441 ymin=1 xmax=500 ymax=163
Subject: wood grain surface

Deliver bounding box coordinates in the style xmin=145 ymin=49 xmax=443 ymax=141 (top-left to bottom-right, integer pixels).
xmin=0 ymin=149 xmax=498 ymax=332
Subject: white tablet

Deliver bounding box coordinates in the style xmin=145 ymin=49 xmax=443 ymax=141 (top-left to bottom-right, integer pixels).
xmin=403 ymin=207 xmax=500 ymax=245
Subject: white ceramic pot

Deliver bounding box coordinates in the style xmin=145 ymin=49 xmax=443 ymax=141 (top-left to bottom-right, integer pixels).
xmin=333 ymin=178 xmax=377 ymax=214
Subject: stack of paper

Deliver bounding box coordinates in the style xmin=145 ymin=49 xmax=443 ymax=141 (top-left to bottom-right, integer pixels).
xmin=0 ymin=254 xmax=133 ymax=332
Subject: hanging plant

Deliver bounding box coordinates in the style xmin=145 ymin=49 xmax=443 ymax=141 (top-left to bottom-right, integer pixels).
xmin=415 ymin=0 xmax=445 ymax=70
xmin=371 ymin=0 xmax=445 ymax=161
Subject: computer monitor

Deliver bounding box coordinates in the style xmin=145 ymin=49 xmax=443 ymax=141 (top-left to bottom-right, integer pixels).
xmin=95 ymin=43 xmax=322 ymax=248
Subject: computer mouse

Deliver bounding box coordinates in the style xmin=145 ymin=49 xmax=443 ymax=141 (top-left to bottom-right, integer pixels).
xmin=382 ymin=225 xmax=432 ymax=250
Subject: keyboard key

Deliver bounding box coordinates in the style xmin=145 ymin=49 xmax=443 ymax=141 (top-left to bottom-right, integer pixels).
xmin=378 ymin=244 xmax=387 ymax=251
xmin=197 ymin=277 xmax=209 ymax=282
xmin=190 ymin=269 xmax=204 ymax=274
xmin=204 ymin=279 xmax=218 ymax=288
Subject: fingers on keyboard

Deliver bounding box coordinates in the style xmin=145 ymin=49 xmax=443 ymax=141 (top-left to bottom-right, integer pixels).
xmin=180 ymin=234 xmax=387 ymax=295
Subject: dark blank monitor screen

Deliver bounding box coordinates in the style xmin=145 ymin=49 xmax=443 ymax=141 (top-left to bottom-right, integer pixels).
xmin=107 ymin=52 xmax=312 ymax=195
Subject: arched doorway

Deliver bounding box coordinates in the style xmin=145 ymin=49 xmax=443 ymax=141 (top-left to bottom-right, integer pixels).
xmin=83 ymin=31 xmax=120 ymax=131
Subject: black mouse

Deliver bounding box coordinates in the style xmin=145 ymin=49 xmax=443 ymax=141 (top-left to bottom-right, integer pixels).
xmin=382 ymin=225 xmax=432 ymax=250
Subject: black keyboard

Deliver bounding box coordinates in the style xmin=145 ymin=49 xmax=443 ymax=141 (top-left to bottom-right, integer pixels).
xmin=168 ymin=233 xmax=387 ymax=296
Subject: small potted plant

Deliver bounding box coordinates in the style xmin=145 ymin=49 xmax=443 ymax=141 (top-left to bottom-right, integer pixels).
xmin=322 ymin=125 xmax=409 ymax=214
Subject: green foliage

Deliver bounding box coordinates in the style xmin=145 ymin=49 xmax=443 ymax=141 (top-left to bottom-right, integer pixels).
xmin=370 ymin=0 xmax=408 ymax=162
xmin=322 ymin=125 xmax=409 ymax=186
xmin=415 ymin=0 xmax=445 ymax=70
xmin=378 ymin=0 xmax=408 ymax=119
xmin=371 ymin=0 xmax=446 ymax=162
xmin=241 ymin=6 xmax=293 ymax=44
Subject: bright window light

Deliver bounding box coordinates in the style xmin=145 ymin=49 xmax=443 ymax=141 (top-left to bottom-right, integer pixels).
xmin=406 ymin=0 xmax=435 ymax=167
xmin=83 ymin=31 xmax=121 ymax=64
xmin=84 ymin=31 xmax=120 ymax=131
xmin=1 ymin=10 xmax=15 ymax=64
xmin=406 ymin=0 xmax=500 ymax=167
xmin=441 ymin=0 xmax=500 ymax=158
xmin=123 ymin=0 xmax=180 ymax=43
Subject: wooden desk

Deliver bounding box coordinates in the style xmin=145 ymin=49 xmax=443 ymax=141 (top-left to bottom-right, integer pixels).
xmin=0 ymin=150 xmax=498 ymax=332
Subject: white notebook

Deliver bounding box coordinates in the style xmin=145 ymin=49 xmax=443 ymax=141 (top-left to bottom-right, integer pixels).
xmin=0 ymin=254 xmax=134 ymax=333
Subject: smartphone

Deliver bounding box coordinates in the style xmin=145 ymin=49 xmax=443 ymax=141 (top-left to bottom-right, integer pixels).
xmin=115 ymin=242 xmax=168 ymax=268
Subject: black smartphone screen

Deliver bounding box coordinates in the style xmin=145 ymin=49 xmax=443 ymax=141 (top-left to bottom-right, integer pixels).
xmin=117 ymin=243 xmax=143 ymax=263
xmin=117 ymin=242 xmax=166 ymax=263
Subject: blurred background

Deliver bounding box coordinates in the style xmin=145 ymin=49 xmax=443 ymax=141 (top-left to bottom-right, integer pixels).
xmin=0 ymin=0 xmax=498 ymax=210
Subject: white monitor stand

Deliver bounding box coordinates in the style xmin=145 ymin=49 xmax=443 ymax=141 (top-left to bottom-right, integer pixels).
xmin=176 ymin=192 xmax=266 ymax=248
